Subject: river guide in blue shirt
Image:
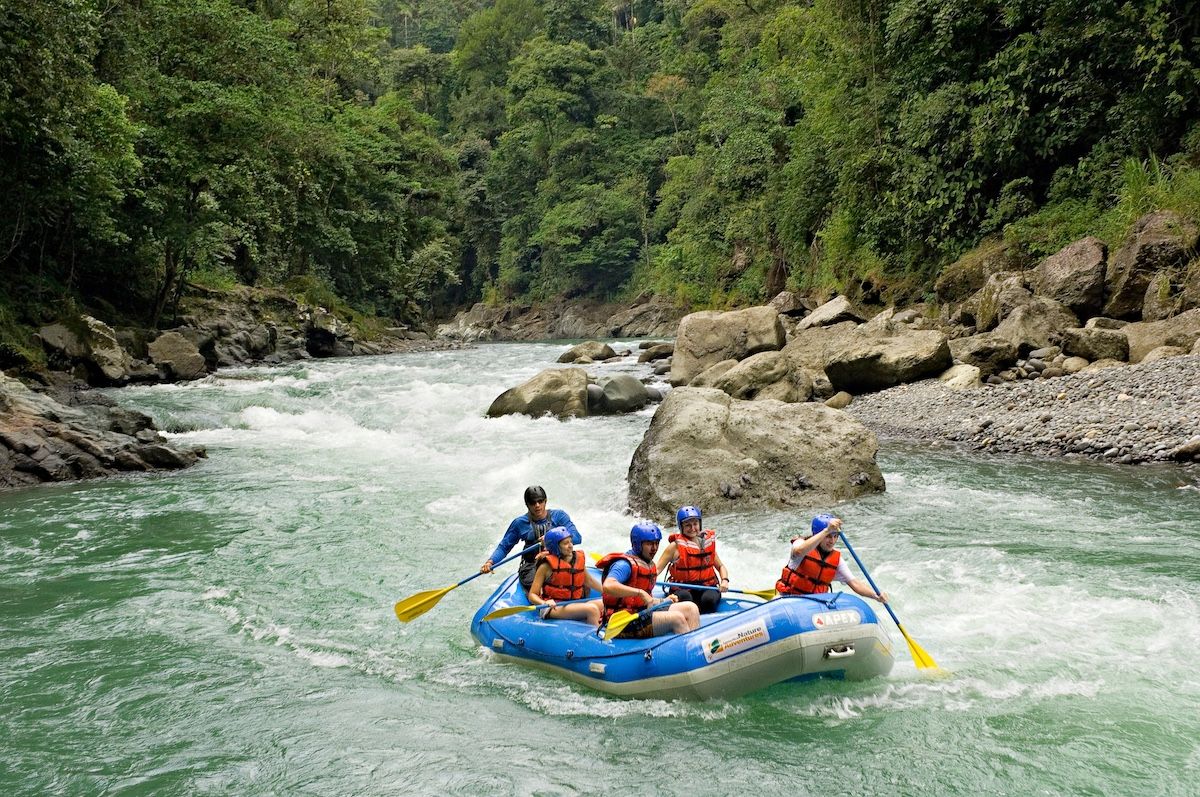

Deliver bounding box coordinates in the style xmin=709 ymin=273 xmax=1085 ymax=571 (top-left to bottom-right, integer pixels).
xmin=480 ymin=485 xmax=581 ymax=590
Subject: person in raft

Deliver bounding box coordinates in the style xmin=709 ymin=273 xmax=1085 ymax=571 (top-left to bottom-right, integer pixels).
xmin=598 ymin=521 xmax=700 ymax=639
xmin=655 ymin=505 xmax=729 ymax=614
xmin=776 ymin=513 xmax=889 ymax=603
xmin=527 ymin=526 xmax=603 ymax=626
xmin=480 ymin=485 xmax=580 ymax=591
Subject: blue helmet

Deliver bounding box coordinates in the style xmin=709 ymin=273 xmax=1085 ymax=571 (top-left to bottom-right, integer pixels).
xmin=543 ymin=526 xmax=571 ymax=558
xmin=676 ymin=505 xmax=702 ymax=530
xmin=630 ymin=521 xmax=663 ymax=552
xmin=811 ymin=513 xmax=839 ymax=536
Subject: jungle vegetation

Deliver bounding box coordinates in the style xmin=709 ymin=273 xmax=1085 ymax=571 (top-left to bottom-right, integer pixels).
xmin=2 ymin=0 xmax=1198 ymax=348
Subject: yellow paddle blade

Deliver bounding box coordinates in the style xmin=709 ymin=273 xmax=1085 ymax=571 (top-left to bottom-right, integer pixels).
xmin=602 ymin=609 xmax=639 ymax=641
xmin=897 ymin=623 xmax=939 ymax=670
xmin=393 ymin=586 xmax=454 ymax=623
xmin=481 ymin=604 xmax=538 ymax=622
xmin=742 ymin=588 xmax=777 ymax=600
xmin=588 ymin=551 xmax=601 ymax=563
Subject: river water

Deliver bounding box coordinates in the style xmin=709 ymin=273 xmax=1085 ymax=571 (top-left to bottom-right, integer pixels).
xmin=2 ymin=343 xmax=1197 ymax=796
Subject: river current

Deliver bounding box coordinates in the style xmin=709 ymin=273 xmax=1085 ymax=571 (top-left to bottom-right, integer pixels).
xmin=1 ymin=343 xmax=1197 ymax=796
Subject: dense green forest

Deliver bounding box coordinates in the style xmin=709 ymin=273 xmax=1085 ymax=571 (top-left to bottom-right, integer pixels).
xmin=3 ymin=0 xmax=1198 ymax=352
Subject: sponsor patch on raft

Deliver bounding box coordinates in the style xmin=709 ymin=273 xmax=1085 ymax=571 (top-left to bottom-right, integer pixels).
xmin=813 ymin=609 xmax=861 ymax=629
xmin=702 ymin=620 xmax=770 ymax=663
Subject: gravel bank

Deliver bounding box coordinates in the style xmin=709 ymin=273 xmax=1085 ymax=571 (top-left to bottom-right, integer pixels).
xmin=845 ymin=354 xmax=1200 ymax=465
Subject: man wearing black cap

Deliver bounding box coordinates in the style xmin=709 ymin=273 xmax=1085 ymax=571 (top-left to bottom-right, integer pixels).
xmin=480 ymin=486 xmax=580 ymax=590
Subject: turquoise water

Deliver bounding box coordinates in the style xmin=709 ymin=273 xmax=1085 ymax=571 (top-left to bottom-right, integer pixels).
xmin=2 ymin=343 xmax=1197 ymax=795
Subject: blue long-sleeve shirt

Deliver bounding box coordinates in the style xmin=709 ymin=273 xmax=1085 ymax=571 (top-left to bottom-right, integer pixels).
xmin=488 ymin=509 xmax=580 ymax=564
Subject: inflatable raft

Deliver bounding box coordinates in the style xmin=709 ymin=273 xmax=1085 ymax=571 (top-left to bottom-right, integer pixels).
xmin=470 ymin=569 xmax=896 ymax=700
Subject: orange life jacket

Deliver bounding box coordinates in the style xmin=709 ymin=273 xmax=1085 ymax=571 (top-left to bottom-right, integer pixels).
xmin=539 ymin=550 xmax=587 ymax=601
xmin=777 ymin=542 xmax=840 ymax=595
xmin=597 ymin=552 xmax=658 ymax=620
xmin=667 ymin=530 xmax=718 ymax=586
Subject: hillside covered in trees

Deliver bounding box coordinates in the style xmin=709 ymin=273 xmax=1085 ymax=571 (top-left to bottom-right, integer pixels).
xmin=3 ymin=0 xmax=1198 ymax=360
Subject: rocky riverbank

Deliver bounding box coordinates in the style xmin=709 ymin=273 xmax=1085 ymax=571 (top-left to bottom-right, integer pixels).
xmin=845 ymin=353 xmax=1200 ymax=464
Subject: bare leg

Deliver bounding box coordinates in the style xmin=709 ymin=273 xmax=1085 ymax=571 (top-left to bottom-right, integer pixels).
xmin=546 ymin=600 xmax=602 ymax=627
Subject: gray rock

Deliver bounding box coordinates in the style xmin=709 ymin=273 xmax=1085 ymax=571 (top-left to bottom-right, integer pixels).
xmin=1104 ymin=211 xmax=1199 ymax=319
xmin=825 ymin=330 xmax=953 ymax=393
xmin=795 ymin=295 xmax=865 ymax=332
xmin=148 ymin=331 xmax=209 ymax=381
xmin=486 ymin=368 xmax=589 ymax=419
xmin=1029 ymin=236 xmax=1107 ymax=318
xmin=1060 ymin=327 xmax=1130 ymax=362
xmin=670 ymin=306 xmax=785 ymax=386
xmin=558 ymin=341 xmax=616 ymax=364
xmin=595 ymin=375 xmax=650 ymax=414
xmin=627 ymin=387 xmax=884 ymax=517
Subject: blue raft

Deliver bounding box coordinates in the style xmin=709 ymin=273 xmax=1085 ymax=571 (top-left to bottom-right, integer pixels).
xmin=470 ymin=569 xmax=896 ymax=700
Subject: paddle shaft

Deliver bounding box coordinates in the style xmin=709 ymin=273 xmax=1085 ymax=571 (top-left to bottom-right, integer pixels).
xmin=837 ymin=532 xmax=902 ymax=627
xmin=656 ymin=580 xmax=767 ymax=598
xmin=482 ymin=595 xmax=597 ymax=621
xmin=466 ymin=541 xmax=543 ymax=588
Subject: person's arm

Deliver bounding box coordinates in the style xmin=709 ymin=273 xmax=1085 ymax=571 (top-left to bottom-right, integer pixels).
xmin=712 ymin=550 xmax=730 ymax=592
xmin=584 ymin=570 xmax=603 ymax=596
xmin=654 ymin=542 xmax=678 ymax=574
xmin=552 ymin=509 xmax=581 ymax=544
xmin=836 ymin=561 xmax=886 ymax=602
xmin=481 ymin=517 xmax=523 ymax=573
xmin=790 ymin=528 xmax=832 ymax=558
xmin=846 ymin=578 xmax=888 ymax=603
xmin=529 ymin=563 xmax=553 ymax=606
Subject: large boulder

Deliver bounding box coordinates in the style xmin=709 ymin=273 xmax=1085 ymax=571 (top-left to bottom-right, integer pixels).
xmin=973 ymin=272 xmax=1033 ymax=331
xmin=824 ymin=330 xmax=952 ymax=393
xmin=627 ymin=387 xmax=884 ymax=517
xmin=147 ymin=331 xmax=209 ymax=381
xmin=993 ymin=297 xmax=1079 ymax=355
xmin=637 ymin=343 xmax=673 ymax=363
xmin=1120 ymin=308 xmax=1200 ymax=363
xmin=713 ymin=351 xmax=813 ymax=403
xmin=593 ymin=374 xmax=651 ymax=414
xmin=486 ymin=368 xmax=589 ymax=419
xmin=37 ymin=316 xmax=133 ymax=385
xmin=557 ymin=341 xmax=616 ymax=364
xmin=1059 ymin=327 xmax=1130 ymax=362
xmin=1 ymin=373 xmax=203 ymax=489
xmin=935 ymin=238 xmax=1032 ymax=303
xmin=768 ymin=290 xmax=811 ymax=317
xmin=669 ymin=306 xmax=785 ymax=386
xmin=1104 ymin=211 xmax=1199 ymax=319
xmin=795 ymin=295 xmax=864 ymax=332
xmin=1029 ymin=236 xmax=1107 ymax=319
xmin=948 ymin=332 xmax=1019 ymax=377
xmin=779 ymin=321 xmax=858 ymax=372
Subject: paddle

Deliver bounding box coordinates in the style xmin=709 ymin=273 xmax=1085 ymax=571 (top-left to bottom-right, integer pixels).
xmin=480 ymin=596 xmax=597 ymax=622
xmin=656 ymin=580 xmax=776 ymax=601
xmin=394 ymin=542 xmax=541 ymax=623
xmin=602 ymin=600 xmax=672 ymax=641
xmin=838 ymin=531 xmax=939 ymax=671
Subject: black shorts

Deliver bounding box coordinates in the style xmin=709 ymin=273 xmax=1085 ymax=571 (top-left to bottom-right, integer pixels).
xmin=613 ymin=615 xmax=655 ymax=640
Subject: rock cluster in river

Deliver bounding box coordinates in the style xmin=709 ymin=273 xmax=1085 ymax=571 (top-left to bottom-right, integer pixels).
xmin=844 ymin=354 xmax=1200 ymax=464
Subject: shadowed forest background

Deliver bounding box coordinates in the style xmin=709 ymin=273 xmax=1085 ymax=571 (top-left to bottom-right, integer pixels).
xmin=3 ymin=0 xmax=1198 ymax=357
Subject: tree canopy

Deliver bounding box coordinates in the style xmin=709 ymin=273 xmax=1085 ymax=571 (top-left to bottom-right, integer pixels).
xmin=2 ymin=0 xmax=1197 ymax=333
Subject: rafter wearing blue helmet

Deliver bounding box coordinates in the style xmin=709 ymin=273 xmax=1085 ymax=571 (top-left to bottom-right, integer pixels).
xmin=480 ymin=485 xmax=580 ymax=591
xmin=597 ymin=521 xmax=700 ymax=640
xmin=657 ymin=504 xmax=729 ymax=614
xmin=528 ymin=526 xmax=604 ymax=627
xmin=776 ymin=514 xmax=888 ymax=605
